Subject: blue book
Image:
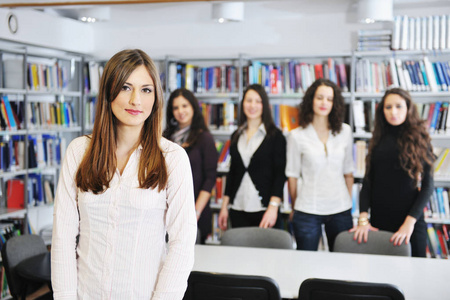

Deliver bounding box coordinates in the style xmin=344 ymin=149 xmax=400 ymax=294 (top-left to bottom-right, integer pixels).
xmin=1 ymin=96 xmax=17 ymax=129
xmin=432 ymin=63 xmax=444 ymax=91
xmin=440 ymin=62 xmax=450 ymax=89
xmin=435 ymin=62 xmax=448 ymax=91
xmin=430 ymin=101 xmax=442 ymax=133
xmin=419 ymin=61 xmax=430 ymax=91
xmin=436 ymin=187 xmax=446 ymax=220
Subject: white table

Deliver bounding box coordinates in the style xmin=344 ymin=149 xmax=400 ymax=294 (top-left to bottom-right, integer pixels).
xmin=193 ymin=245 xmax=449 ymax=299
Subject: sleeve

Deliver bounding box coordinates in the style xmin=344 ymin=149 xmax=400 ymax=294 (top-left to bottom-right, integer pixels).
xmin=51 ymin=140 xmax=81 ymax=300
xmin=224 ymin=132 xmax=238 ymax=198
xmin=359 ymin=159 xmax=372 ymax=214
xmin=343 ymin=126 xmax=354 ymax=174
xmin=200 ymin=132 xmax=218 ymax=193
xmin=409 ymin=161 xmax=434 ymax=219
xmin=285 ymin=130 xmax=301 ymax=178
xmin=152 ymin=146 xmax=197 ymax=300
xmin=271 ymin=131 xmax=287 ymax=198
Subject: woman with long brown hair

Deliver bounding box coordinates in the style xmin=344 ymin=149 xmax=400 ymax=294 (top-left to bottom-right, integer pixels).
xmin=51 ymin=49 xmax=197 ymax=299
xmin=351 ymin=88 xmax=434 ymax=257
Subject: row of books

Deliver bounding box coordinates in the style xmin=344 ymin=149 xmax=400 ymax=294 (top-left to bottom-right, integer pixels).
xmin=199 ymin=102 xmax=237 ymax=131
xmin=426 ymin=224 xmax=449 ymax=259
xmin=392 ymin=15 xmax=450 ymax=51
xmin=425 ymin=187 xmax=450 ymax=221
xmin=435 ymin=147 xmax=450 ymax=179
xmin=243 ymin=59 xmax=349 ymax=95
xmin=0 ymin=134 xmax=66 ymax=172
xmin=83 ymin=61 xmax=104 ymax=95
xmin=5 ymin=174 xmax=55 ymax=208
xmin=357 ymin=29 xmax=392 ymax=52
xmin=168 ymin=62 xmax=239 ymax=93
xmin=0 ymin=96 xmax=78 ymax=131
xmin=355 ymin=57 xmax=450 ymax=94
xmin=26 ymin=62 xmax=69 ymax=92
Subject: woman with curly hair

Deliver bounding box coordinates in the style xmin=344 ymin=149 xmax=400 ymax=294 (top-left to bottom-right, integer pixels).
xmin=351 ymin=88 xmax=434 ymax=257
xmin=286 ymin=78 xmax=354 ymax=251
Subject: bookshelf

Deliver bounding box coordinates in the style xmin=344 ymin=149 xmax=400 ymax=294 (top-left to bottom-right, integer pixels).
xmin=0 ymin=40 xmax=84 ymax=242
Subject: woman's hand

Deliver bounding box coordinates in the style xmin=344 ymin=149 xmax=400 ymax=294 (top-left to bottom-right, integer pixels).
xmin=218 ymin=207 xmax=229 ymax=231
xmin=390 ymin=216 xmax=416 ymax=246
xmin=349 ymin=224 xmax=379 ymax=244
xmin=259 ymin=206 xmax=278 ymax=228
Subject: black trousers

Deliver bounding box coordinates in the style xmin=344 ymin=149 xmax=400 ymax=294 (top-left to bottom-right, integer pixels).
xmin=229 ymin=208 xmax=282 ymax=229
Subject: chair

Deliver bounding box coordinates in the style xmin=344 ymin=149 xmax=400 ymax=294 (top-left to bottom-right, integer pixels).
xmin=1 ymin=234 xmax=53 ymax=300
xmin=183 ymin=271 xmax=281 ymax=300
xmin=298 ymin=278 xmax=405 ymax=300
xmin=220 ymin=227 xmax=294 ymax=249
xmin=333 ymin=230 xmax=411 ymax=256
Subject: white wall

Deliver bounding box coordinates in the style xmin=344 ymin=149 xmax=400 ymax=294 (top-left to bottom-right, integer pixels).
xmin=1 ymin=1 xmax=450 ymax=60
xmin=0 ymin=7 xmax=94 ymax=54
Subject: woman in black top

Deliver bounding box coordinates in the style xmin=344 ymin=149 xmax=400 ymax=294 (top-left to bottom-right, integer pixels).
xmin=351 ymin=88 xmax=434 ymax=257
xmin=163 ymin=88 xmax=218 ymax=243
xmin=218 ymin=84 xmax=287 ymax=230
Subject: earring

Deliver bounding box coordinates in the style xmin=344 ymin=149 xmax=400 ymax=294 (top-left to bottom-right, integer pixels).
xmin=170 ymin=117 xmax=178 ymax=126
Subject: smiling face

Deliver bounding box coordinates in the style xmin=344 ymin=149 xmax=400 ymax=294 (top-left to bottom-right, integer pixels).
xmin=383 ymin=94 xmax=408 ymax=126
xmin=242 ymin=89 xmax=263 ymax=122
xmin=172 ymin=95 xmax=194 ymax=129
xmin=312 ymin=85 xmax=334 ymax=118
xmin=111 ymin=65 xmax=155 ymax=130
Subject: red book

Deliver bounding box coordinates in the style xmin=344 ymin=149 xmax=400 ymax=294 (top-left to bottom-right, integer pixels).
xmin=215 ymin=177 xmax=223 ymax=202
xmin=436 ymin=229 xmax=448 ymax=258
xmin=6 ymin=178 xmax=25 ymax=209
xmin=218 ymin=140 xmax=230 ymax=164
xmin=314 ymin=64 xmax=323 ymax=79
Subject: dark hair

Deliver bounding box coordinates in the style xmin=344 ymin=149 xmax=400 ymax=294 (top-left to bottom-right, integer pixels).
xmin=163 ymin=88 xmax=209 ymax=147
xmin=366 ymin=88 xmax=434 ymax=183
xmin=299 ymin=78 xmax=345 ymax=135
xmin=231 ymin=84 xmax=278 ymax=144
xmin=76 ymin=49 xmax=167 ymax=193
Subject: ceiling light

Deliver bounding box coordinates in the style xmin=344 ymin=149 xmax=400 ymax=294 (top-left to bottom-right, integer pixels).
xmin=212 ymin=2 xmax=244 ymax=23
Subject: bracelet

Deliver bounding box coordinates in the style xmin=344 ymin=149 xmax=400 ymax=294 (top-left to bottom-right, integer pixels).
xmin=269 ymin=201 xmax=280 ymax=207
xmin=358 ymin=217 xmax=369 ymax=226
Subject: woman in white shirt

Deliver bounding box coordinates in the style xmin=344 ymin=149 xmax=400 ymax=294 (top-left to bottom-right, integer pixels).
xmin=286 ymin=78 xmax=354 ymax=251
xmin=51 ymin=49 xmax=197 ymax=299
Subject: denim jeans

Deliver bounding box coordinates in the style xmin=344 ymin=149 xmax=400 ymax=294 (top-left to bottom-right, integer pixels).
xmin=292 ymin=209 xmax=353 ymax=251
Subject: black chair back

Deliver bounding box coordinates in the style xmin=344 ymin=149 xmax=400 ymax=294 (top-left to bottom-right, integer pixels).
xmin=1 ymin=234 xmax=49 ymax=299
xmin=183 ymin=271 xmax=281 ymax=300
xmin=299 ymin=278 xmax=405 ymax=300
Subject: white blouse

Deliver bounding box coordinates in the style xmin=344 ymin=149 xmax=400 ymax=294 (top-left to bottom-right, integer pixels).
xmin=51 ymin=136 xmax=197 ymax=300
xmin=232 ymin=123 xmax=266 ymax=212
xmin=285 ymin=123 xmax=354 ymax=215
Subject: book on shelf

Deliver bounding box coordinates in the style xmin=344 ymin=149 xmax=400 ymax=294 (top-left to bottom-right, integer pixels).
xmin=353 ymin=140 xmax=367 ymax=176
xmin=424 ymin=187 xmax=450 ymax=221
xmin=6 ymin=178 xmax=25 ymax=209
xmin=426 ymin=224 xmax=442 ymax=258
xmin=436 ymin=228 xmax=449 ymax=259
xmin=273 ymin=104 xmax=300 ymax=132
xmin=217 ymin=140 xmax=230 ymax=170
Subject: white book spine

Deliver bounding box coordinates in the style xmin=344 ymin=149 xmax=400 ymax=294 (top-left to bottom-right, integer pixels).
xmin=409 ymin=17 xmax=415 ymax=50
xmin=395 ymin=59 xmax=407 ymax=90
xmin=447 ymin=14 xmax=450 ymax=49
xmin=422 ymin=17 xmax=428 ymax=50
xmin=433 ymin=15 xmax=440 ymax=50
xmin=423 ymin=57 xmax=439 ymax=92
xmin=400 ymin=15 xmax=409 ymax=50
xmin=415 ymin=17 xmax=421 ymax=50
xmin=440 ymin=15 xmax=447 ymax=49
xmin=392 ymin=16 xmax=401 ymax=50
xmin=427 ymin=16 xmax=434 ymax=50
xmin=389 ymin=57 xmax=399 ymax=87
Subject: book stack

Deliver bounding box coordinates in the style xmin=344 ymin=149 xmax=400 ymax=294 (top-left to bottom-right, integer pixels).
xmin=392 ymin=15 xmax=450 ymax=51
xmin=357 ymin=29 xmax=392 ymax=51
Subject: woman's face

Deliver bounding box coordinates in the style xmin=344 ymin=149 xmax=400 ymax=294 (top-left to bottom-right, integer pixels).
xmin=383 ymin=94 xmax=408 ymax=126
xmin=172 ymin=95 xmax=194 ymax=129
xmin=111 ymin=65 xmax=155 ymax=130
xmin=312 ymin=85 xmax=334 ymax=118
xmin=243 ymin=89 xmax=263 ymax=121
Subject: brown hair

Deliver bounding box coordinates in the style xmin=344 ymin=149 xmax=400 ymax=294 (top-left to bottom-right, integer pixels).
xmin=366 ymin=88 xmax=434 ymax=183
xmin=76 ymin=49 xmax=167 ymax=193
xmin=299 ymin=78 xmax=345 ymax=135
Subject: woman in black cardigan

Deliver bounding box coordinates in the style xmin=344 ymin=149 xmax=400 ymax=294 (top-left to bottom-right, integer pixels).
xmin=218 ymin=84 xmax=287 ymax=230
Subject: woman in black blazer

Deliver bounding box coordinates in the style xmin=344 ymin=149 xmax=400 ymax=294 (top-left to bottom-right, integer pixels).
xmin=218 ymin=84 xmax=287 ymax=230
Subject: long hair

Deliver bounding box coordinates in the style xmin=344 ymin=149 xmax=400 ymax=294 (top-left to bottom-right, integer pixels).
xmin=76 ymin=49 xmax=167 ymax=193
xmin=366 ymin=88 xmax=434 ymax=184
xmin=299 ymin=78 xmax=345 ymax=135
xmin=231 ymin=84 xmax=278 ymax=144
xmin=163 ymin=88 xmax=208 ymax=148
